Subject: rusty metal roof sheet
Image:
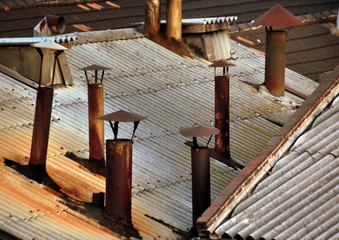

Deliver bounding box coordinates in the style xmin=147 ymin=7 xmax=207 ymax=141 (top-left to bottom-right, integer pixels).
xmin=215 ymin=93 xmax=339 ymax=240
xmin=0 ymin=28 xmax=318 ymax=239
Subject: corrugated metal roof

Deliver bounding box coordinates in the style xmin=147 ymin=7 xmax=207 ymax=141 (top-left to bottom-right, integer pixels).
xmin=215 ymin=94 xmax=339 ymax=240
xmin=0 ymin=28 xmax=318 ymax=239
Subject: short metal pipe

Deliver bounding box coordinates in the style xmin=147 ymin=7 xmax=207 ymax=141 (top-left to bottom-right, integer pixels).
xmin=215 ymin=76 xmax=231 ymax=158
xmin=88 ymin=84 xmax=105 ymax=161
xmin=106 ymin=139 xmax=133 ymax=223
xmin=191 ymin=147 xmax=210 ymax=232
xmin=29 ymin=87 xmax=54 ymax=177
xmin=166 ymin=0 xmax=182 ymax=41
xmin=265 ymin=30 xmax=287 ymax=96
xmin=145 ymin=0 xmax=161 ymax=38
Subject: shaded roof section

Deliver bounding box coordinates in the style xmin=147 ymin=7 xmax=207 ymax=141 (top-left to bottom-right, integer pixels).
xmin=214 ymin=71 xmax=339 ymax=240
xmin=0 ymin=0 xmax=338 ymax=37
xmin=0 ymin=28 xmax=318 ymax=239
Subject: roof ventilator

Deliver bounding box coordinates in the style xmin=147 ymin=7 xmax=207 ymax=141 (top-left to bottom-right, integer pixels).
xmin=98 ymin=110 xmax=147 ymax=224
xmin=252 ymin=4 xmax=303 ymax=96
xmin=209 ymin=59 xmax=243 ymax=169
xmin=180 ymin=125 xmax=220 ymax=234
xmin=34 ymin=15 xmax=66 ymax=37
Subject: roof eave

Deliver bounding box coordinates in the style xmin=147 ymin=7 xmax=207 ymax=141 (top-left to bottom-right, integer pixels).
xmin=197 ymin=65 xmax=339 ymax=236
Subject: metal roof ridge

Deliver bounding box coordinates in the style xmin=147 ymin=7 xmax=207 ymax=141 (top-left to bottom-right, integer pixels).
xmin=0 ymin=0 xmax=105 ymax=10
xmin=0 ymin=35 xmax=77 ymax=45
xmin=196 ymin=65 xmax=339 ymax=236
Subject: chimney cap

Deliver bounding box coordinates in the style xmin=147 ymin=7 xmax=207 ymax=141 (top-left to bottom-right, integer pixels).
xmin=79 ymin=64 xmax=111 ymax=71
xmin=252 ymin=4 xmax=303 ymax=27
xmin=98 ymin=110 xmax=147 ymax=122
xmin=31 ymin=41 xmax=68 ymax=51
xmin=209 ymin=59 xmax=236 ymax=68
xmin=180 ymin=125 xmax=220 ymax=138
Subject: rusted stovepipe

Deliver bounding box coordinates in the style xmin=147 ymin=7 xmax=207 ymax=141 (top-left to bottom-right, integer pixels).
xmin=180 ymin=125 xmax=220 ymax=233
xmin=98 ymin=110 xmax=147 ymax=224
xmin=252 ymin=4 xmax=303 ymax=96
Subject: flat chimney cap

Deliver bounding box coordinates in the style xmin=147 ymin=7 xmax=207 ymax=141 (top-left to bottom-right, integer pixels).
xmin=180 ymin=125 xmax=220 ymax=138
xmin=252 ymin=4 xmax=303 ymax=27
xmin=31 ymin=41 xmax=68 ymax=51
xmin=209 ymin=59 xmax=236 ymax=68
xmin=79 ymin=64 xmax=112 ymax=71
xmin=98 ymin=110 xmax=147 ymax=122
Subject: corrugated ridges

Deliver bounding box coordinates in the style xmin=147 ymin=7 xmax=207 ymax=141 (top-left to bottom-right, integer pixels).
xmin=0 ymin=29 xmax=318 ymax=239
xmin=215 ymin=95 xmax=339 ymax=239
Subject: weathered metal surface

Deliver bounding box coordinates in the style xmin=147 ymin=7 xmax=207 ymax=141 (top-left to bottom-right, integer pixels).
xmin=88 ymin=84 xmax=105 ymax=161
xmin=98 ymin=110 xmax=147 ymax=122
xmin=34 ymin=15 xmax=66 ymax=37
xmin=214 ymin=76 xmax=230 ymax=158
xmin=180 ymin=125 xmax=220 ymax=138
xmin=251 ymin=4 xmax=303 ymax=27
xmin=265 ymin=30 xmax=287 ymax=96
xmin=29 ymin=87 xmax=54 ymax=177
xmin=145 ymin=0 xmax=161 ymax=38
xmin=106 ymin=139 xmax=133 ymax=223
xmin=191 ymin=147 xmax=211 ymax=233
xmin=166 ymin=0 xmax=182 ymax=41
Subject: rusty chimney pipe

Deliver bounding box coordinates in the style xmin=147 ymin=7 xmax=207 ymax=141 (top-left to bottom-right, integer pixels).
xmin=80 ymin=64 xmax=111 ymax=164
xmin=29 ymin=42 xmax=68 ymax=182
xmin=209 ymin=60 xmax=241 ymax=169
xmin=166 ymin=0 xmax=182 ymax=41
xmin=180 ymin=125 xmax=219 ymax=233
xmin=252 ymin=4 xmax=303 ymax=96
xmin=145 ymin=0 xmax=161 ymax=39
xmin=98 ymin=110 xmax=147 ymax=223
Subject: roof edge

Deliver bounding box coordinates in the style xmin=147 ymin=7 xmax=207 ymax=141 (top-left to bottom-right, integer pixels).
xmin=197 ymin=65 xmax=339 ymax=236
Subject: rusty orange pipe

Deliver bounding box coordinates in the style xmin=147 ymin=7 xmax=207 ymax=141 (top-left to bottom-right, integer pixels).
xmin=166 ymin=0 xmax=182 ymax=41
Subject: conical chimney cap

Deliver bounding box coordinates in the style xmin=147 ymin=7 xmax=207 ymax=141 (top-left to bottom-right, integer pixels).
xmin=252 ymin=4 xmax=303 ymax=27
xmin=180 ymin=125 xmax=220 ymax=138
xmin=31 ymin=41 xmax=68 ymax=51
xmin=97 ymin=110 xmax=147 ymax=122
xmin=79 ymin=64 xmax=111 ymax=71
xmin=209 ymin=59 xmax=236 ymax=68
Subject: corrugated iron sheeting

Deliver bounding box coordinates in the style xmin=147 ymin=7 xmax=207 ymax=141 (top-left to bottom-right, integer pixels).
xmin=215 ymin=95 xmax=339 ymax=240
xmin=0 ymin=29 xmax=318 ymax=239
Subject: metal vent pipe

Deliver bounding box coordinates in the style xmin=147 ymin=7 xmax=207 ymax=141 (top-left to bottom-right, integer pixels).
xmin=166 ymin=0 xmax=182 ymax=41
xmin=34 ymin=15 xmax=65 ymax=37
xmin=145 ymin=0 xmax=161 ymax=38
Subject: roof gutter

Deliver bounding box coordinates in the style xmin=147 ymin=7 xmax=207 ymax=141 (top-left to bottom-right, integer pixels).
xmin=197 ymin=65 xmax=339 ymax=236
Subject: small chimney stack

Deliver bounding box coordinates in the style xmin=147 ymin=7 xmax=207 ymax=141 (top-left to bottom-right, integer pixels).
xmin=98 ymin=110 xmax=147 ymax=224
xmin=166 ymin=0 xmax=182 ymax=41
xmin=209 ymin=60 xmax=242 ymax=169
xmin=180 ymin=125 xmax=220 ymax=233
xmin=252 ymin=4 xmax=303 ymax=96
xmin=80 ymin=64 xmax=111 ymax=164
xmin=29 ymin=42 xmax=68 ymax=182
xmin=145 ymin=0 xmax=161 ymax=39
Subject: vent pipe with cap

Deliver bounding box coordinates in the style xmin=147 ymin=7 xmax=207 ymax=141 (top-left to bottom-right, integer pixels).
xmin=29 ymin=42 xmax=68 ymax=182
xmin=252 ymin=4 xmax=303 ymax=96
xmin=98 ymin=110 xmax=147 ymax=224
xmin=34 ymin=15 xmax=66 ymax=37
xmin=166 ymin=0 xmax=182 ymax=41
xmin=209 ymin=60 xmax=242 ymax=169
xmin=180 ymin=125 xmax=219 ymax=234
xmin=80 ymin=64 xmax=111 ymax=165
xmin=145 ymin=0 xmax=161 ymax=39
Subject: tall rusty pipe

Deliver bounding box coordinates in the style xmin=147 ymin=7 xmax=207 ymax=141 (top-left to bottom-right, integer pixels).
xmin=166 ymin=0 xmax=182 ymax=41
xmin=265 ymin=30 xmax=287 ymax=96
xmin=215 ymin=75 xmax=231 ymax=159
xmin=29 ymin=87 xmax=54 ymax=179
xmin=145 ymin=0 xmax=161 ymax=38
xmin=191 ymin=147 xmax=210 ymax=232
xmin=106 ymin=139 xmax=133 ymax=223
xmin=88 ymin=84 xmax=105 ymax=161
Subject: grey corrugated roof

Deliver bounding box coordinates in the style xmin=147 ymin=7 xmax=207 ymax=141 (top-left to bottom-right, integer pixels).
xmin=0 ymin=28 xmax=318 ymax=239
xmin=215 ymin=94 xmax=339 ymax=240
